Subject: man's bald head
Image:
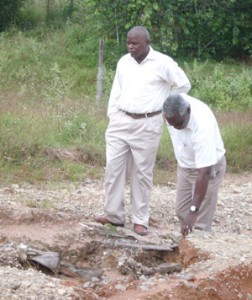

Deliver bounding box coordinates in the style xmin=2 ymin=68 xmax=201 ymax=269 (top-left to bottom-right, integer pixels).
xmin=127 ymin=26 xmax=150 ymax=63
xmin=127 ymin=26 xmax=150 ymax=42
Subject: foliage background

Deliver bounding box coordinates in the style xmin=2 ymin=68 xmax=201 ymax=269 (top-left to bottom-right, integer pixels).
xmin=0 ymin=0 xmax=251 ymax=184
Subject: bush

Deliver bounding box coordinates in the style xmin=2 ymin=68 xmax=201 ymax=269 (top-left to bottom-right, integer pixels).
xmin=184 ymin=59 xmax=252 ymax=111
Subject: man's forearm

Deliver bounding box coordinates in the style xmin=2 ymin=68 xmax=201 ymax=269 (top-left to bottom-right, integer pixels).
xmin=192 ymin=167 xmax=211 ymax=209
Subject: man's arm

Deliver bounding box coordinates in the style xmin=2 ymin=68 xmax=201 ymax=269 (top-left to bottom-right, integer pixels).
xmin=107 ymin=69 xmax=121 ymax=117
xmin=167 ymin=62 xmax=191 ymax=95
xmin=170 ymin=81 xmax=191 ymax=94
xmin=192 ymin=166 xmax=212 ymax=208
xmin=181 ymin=166 xmax=212 ymax=237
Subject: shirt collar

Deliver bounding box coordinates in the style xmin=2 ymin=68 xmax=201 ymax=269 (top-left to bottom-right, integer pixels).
xmin=127 ymin=46 xmax=156 ymax=63
xmin=145 ymin=47 xmax=156 ymax=60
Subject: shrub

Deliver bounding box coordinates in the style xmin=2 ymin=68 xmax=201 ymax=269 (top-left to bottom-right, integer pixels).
xmin=185 ymin=59 xmax=252 ymax=111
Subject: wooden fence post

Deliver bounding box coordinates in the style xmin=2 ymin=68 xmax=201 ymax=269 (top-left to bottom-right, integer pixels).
xmin=96 ymin=39 xmax=104 ymax=108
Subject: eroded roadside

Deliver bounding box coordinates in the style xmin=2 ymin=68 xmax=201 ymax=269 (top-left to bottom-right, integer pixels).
xmin=0 ymin=173 xmax=251 ymax=300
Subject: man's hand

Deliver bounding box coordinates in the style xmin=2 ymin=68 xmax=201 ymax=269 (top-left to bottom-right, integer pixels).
xmin=181 ymin=212 xmax=198 ymax=237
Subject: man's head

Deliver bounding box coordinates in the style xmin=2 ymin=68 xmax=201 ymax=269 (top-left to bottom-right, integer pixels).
xmin=163 ymin=94 xmax=191 ymax=130
xmin=127 ymin=26 xmax=150 ymax=63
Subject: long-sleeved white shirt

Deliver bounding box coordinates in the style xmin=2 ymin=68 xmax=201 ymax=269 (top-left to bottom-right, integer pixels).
xmin=107 ymin=47 xmax=191 ymax=117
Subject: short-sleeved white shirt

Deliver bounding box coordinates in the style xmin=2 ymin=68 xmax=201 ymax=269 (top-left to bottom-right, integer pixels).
xmin=107 ymin=47 xmax=191 ymax=116
xmin=167 ymin=94 xmax=226 ymax=169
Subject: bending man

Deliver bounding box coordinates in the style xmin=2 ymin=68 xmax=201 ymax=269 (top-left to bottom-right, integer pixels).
xmin=163 ymin=93 xmax=226 ymax=237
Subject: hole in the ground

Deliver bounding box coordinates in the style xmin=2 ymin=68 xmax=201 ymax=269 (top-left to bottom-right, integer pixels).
xmin=1 ymin=238 xmax=252 ymax=300
xmin=11 ymin=237 xmax=185 ymax=279
xmin=54 ymin=237 xmax=183 ymax=279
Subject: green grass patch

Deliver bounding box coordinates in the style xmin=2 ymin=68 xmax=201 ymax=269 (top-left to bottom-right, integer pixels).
xmin=0 ymin=27 xmax=251 ymax=185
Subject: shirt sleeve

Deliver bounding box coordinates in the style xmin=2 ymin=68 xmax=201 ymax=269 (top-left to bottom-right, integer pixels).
xmin=166 ymin=61 xmax=191 ymax=94
xmin=193 ymin=124 xmax=218 ymax=168
xmin=107 ymin=66 xmax=121 ymax=117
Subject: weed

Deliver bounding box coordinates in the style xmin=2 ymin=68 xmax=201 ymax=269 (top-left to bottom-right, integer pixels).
xmin=104 ymin=223 xmax=117 ymax=238
xmin=25 ymin=198 xmax=53 ymax=209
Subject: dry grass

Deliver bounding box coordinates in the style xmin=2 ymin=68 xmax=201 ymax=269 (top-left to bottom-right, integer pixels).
xmin=215 ymin=109 xmax=252 ymax=127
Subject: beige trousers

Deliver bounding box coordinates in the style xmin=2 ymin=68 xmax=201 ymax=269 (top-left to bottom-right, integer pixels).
xmin=176 ymin=155 xmax=226 ymax=231
xmin=104 ymin=110 xmax=163 ymax=227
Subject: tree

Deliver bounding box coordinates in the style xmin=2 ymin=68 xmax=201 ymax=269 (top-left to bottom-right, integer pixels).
xmin=0 ymin=0 xmax=25 ymax=31
xmin=174 ymin=0 xmax=252 ymax=59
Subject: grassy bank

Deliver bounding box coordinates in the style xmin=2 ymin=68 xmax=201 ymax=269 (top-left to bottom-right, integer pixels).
xmin=0 ymin=28 xmax=251 ymax=185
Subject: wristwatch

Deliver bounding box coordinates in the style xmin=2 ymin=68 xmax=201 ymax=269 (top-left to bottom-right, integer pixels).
xmin=190 ymin=205 xmax=199 ymax=212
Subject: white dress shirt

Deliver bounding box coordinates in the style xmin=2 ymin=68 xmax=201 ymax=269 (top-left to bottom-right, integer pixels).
xmin=107 ymin=47 xmax=191 ymax=117
xmin=167 ymin=94 xmax=226 ymax=169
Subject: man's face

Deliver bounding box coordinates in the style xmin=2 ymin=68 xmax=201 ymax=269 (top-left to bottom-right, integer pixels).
xmin=165 ymin=108 xmax=191 ymax=130
xmin=127 ymin=32 xmax=149 ymax=62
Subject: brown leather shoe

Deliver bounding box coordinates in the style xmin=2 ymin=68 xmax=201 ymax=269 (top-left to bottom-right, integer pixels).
xmin=94 ymin=215 xmax=124 ymax=227
xmin=134 ymin=224 xmax=148 ymax=236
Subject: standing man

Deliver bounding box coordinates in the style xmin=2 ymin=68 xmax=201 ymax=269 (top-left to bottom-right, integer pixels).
xmin=163 ymin=93 xmax=226 ymax=237
xmin=95 ymin=26 xmax=191 ymax=236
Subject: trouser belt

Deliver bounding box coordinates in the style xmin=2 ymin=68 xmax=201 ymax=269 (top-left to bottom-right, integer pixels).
xmin=122 ymin=110 xmax=162 ymax=119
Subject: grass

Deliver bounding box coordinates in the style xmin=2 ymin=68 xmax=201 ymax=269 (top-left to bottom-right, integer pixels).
xmin=216 ymin=111 xmax=252 ymax=172
xmin=0 ymin=93 xmax=107 ymax=184
xmin=25 ymin=198 xmax=53 ymax=209
xmin=0 ymin=27 xmax=251 ymax=186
